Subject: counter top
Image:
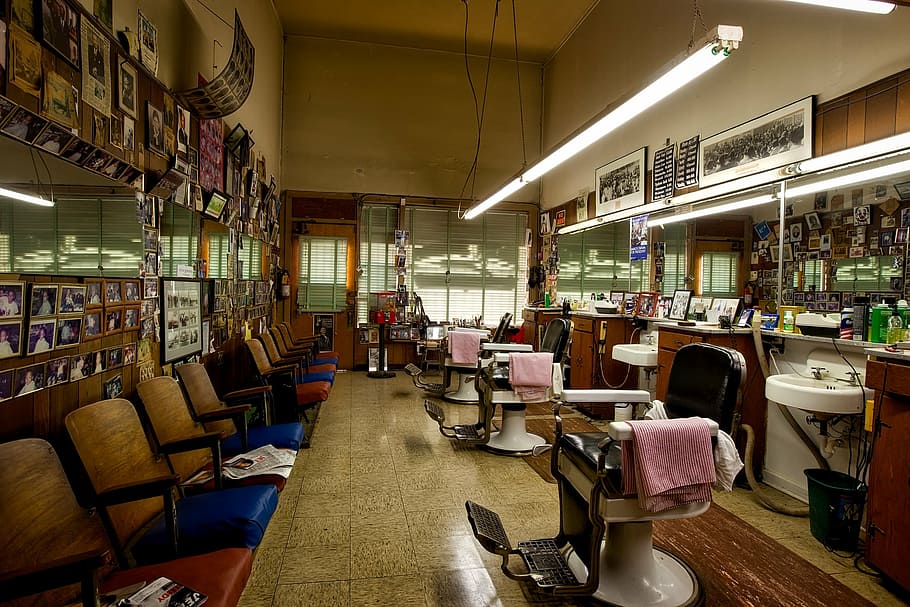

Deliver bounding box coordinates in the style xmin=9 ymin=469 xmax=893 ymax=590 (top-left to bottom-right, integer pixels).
xmin=865 ymin=347 xmax=910 ymax=362
xmin=652 ymin=321 xmax=754 ymax=334
xmin=762 ymin=329 xmax=875 ymax=350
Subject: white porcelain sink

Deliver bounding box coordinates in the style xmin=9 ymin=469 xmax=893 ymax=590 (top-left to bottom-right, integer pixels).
xmin=612 ymin=344 xmax=658 ymax=367
xmin=765 ymin=374 xmax=865 ymax=415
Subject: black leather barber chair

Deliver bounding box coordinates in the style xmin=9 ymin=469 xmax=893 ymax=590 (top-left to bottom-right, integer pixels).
xmin=465 ymin=342 xmax=744 ymax=606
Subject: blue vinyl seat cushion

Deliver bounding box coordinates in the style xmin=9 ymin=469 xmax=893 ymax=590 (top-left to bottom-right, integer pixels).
xmin=221 ymin=422 xmax=305 ymax=457
xmin=303 ymin=371 xmax=335 ymax=385
xmin=132 ymin=484 xmax=279 ymax=565
xmin=313 ymin=356 xmax=338 ymax=366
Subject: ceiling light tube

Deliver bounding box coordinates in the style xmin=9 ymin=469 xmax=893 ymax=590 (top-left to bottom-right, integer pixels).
xmin=463 ymin=178 xmax=525 ymax=219
xmin=783 ymin=0 xmax=895 ymax=14
xmin=647 ymin=194 xmax=776 ymax=228
xmin=558 ymin=215 xmax=606 ymax=235
xmin=787 ymin=158 xmax=910 ymax=199
xmin=795 ymin=131 xmax=910 ymax=174
xmin=0 ymin=187 xmax=54 ymax=207
xmin=464 ymin=24 xmax=744 ymax=220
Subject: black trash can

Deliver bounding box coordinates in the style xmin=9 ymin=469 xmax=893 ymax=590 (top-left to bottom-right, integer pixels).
xmin=804 ymin=469 xmax=867 ymax=551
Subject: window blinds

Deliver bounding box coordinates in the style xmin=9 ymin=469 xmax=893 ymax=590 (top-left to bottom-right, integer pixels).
xmin=661 ymin=224 xmax=687 ymax=296
xmin=701 ymin=251 xmax=739 ymax=297
xmin=160 ymin=205 xmax=199 ymax=276
xmin=298 ymin=237 xmax=348 ymax=311
xmin=558 ymin=221 xmax=650 ymax=300
xmin=357 ymin=205 xmax=398 ymax=324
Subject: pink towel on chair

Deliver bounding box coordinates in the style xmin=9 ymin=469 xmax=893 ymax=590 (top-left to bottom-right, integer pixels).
xmin=620 ymin=418 xmax=715 ymax=513
xmin=508 ymin=352 xmax=553 ymax=401
xmin=448 ymin=331 xmax=482 ymax=365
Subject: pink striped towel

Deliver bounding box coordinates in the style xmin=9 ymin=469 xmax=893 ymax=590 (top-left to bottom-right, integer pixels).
xmin=620 ymin=418 xmax=715 ymax=513
xmin=509 ymin=352 xmax=553 ymax=401
xmin=448 ymin=331 xmax=482 ymax=365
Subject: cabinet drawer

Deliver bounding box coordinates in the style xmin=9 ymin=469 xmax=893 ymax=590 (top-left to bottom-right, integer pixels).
xmin=658 ymin=331 xmax=703 ymax=352
xmin=866 ymin=359 xmax=910 ymax=398
xmin=522 ymin=309 xmax=537 ymax=322
xmin=573 ymin=316 xmax=594 ymax=333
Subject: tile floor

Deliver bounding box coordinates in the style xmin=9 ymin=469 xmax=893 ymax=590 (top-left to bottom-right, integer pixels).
xmin=238 ymin=371 xmax=908 ymax=607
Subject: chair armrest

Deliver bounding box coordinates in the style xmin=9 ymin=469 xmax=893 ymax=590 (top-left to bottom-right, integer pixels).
xmin=196 ymin=403 xmax=251 ymax=422
xmin=481 ymin=343 xmax=533 ymax=352
xmin=606 ymin=418 xmax=720 ymax=442
xmin=561 ymin=389 xmax=652 ymax=404
xmin=223 ymin=385 xmax=272 ymax=400
xmin=97 ymin=474 xmax=180 ymax=506
xmin=263 ymin=364 xmax=298 ymax=377
xmin=158 ymin=431 xmax=223 ymax=455
xmin=0 ymin=548 xmax=109 ymax=601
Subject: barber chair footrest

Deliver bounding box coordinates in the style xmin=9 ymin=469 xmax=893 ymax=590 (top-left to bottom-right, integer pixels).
xmin=405 ymin=363 xmax=422 ymax=376
xmin=409 ymin=366 xmax=446 ymax=393
xmin=517 ymin=539 xmax=580 ymax=588
xmin=466 ymin=501 xmax=512 ymax=554
xmin=453 ymin=424 xmax=483 ymax=440
xmin=424 ymin=400 xmax=446 ymax=424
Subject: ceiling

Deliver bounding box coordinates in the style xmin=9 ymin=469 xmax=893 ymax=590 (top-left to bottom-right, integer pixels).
xmin=274 ymin=0 xmax=600 ymax=63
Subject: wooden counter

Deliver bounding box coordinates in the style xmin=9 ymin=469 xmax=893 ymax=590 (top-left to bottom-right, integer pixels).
xmin=521 ymin=307 xmax=564 ymax=348
xmin=568 ymin=313 xmax=638 ymax=416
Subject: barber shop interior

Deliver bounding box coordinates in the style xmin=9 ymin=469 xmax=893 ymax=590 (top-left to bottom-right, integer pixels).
xmin=4 ymin=0 xmax=910 ymax=606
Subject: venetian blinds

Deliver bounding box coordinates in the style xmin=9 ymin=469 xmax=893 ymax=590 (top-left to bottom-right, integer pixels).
xmin=558 ymin=221 xmax=650 ymax=300
xmin=240 ymin=235 xmax=263 ymax=280
xmin=160 ymin=204 xmax=199 ymax=276
xmin=833 ymin=257 xmax=902 ymax=292
xmin=660 ymin=223 xmax=687 ymax=296
xmin=357 ymin=204 xmax=398 ymax=324
xmin=701 ymin=251 xmax=739 ymax=297
xmin=207 ymin=232 xmax=230 ymax=278
xmin=297 ymin=237 xmax=347 ymax=311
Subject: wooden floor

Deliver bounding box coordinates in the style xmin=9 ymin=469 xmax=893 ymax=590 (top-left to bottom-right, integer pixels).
xmin=237 ymin=371 xmax=909 ymax=606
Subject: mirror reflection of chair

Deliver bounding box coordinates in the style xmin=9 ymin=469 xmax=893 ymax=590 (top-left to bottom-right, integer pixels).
xmin=406 ymin=324 xmax=449 ymax=393
xmin=464 ymin=343 xmax=745 ymax=606
xmin=424 ymin=317 xmax=569 ymax=453
xmin=441 ymin=312 xmax=513 ymax=403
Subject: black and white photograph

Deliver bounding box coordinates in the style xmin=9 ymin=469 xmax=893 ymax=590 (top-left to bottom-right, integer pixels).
xmin=668 ymin=289 xmax=693 ymax=321
xmin=39 ymin=0 xmax=80 ymax=68
xmin=144 ymin=228 xmax=159 ymax=252
xmin=55 ymin=317 xmax=82 ymax=348
xmin=595 ymin=147 xmax=646 ymax=216
xmin=144 ymin=277 xmax=158 ymax=299
xmin=30 ymin=285 xmax=58 ymax=317
xmin=81 ymin=19 xmax=110 ymax=113
xmin=118 ymin=59 xmax=137 ymax=117
xmin=144 ymin=251 xmax=158 ymax=276
xmin=882 ymin=214 xmax=897 ymax=229
xmin=814 ymin=192 xmax=829 ymax=212
xmin=314 ymin=314 xmax=334 ymax=353
xmin=104 ymin=373 xmax=123 ymax=399
xmin=69 ymin=353 xmax=92 ymax=382
xmin=789 ymin=222 xmax=803 ymax=243
xmin=699 ymin=97 xmax=812 ymax=188
xmin=138 ymin=10 xmax=158 ymax=75
xmin=146 ymin=101 xmax=165 ymax=156
xmin=45 ymin=357 xmax=68 ymax=386
xmin=105 ymin=280 xmax=122 ymax=305
xmin=0 ymin=282 xmax=25 ymax=318
xmin=177 ymin=104 xmax=190 ymax=154
xmin=0 ymin=320 xmax=22 ymax=359
xmin=105 ymin=308 xmax=123 ymax=335
xmin=15 ymin=363 xmax=45 ymax=396
xmin=161 ymin=279 xmax=202 ymax=363
xmin=900 ymin=206 xmax=910 ymax=228
xmin=895 ymin=182 xmax=910 ymax=202
xmin=124 ymin=307 xmax=140 ymax=329
xmin=854 ymin=205 xmax=871 ymax=227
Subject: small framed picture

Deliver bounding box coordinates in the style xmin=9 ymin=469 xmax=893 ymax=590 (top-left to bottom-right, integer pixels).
xmin=147 ymin=101 xmax=165 ymax=156
xmin=144 ymin=251 xmax=158 ymax=276
xmin=58 ymin=285 xmax=86 ymax=313
xmin=15 ymin=363 xmax=45 ymax=397
xmin=123 ymin=307 xmax=140 ymax=330
xmin=90 ymin=350 xmax=106 ymax=375
xmin=124 ymin=342 xmax=137 ymax=364
xmin=30 ymin=285 xmax=59 ymax=317
xmin=107 ymin=347 xmax=123 ymax=369
xmin=104 ymin=373 xmax=124 ymax=399
xmin=118 ymin=59 xmax=137 ymax=117
xmin=104 ymin=280 xmax=123 ymax=306
xmin=85 ymin=279 xmax=104 ymax=308
xmin=141 ymin=299 xmax=157 ymax=319
xmin=55 ymin=317 xmax=82 ymax=348
xmin=124 ymin=280 xmax=141 ymax=302
xmin=143 ymin=278 xmax=159 ymax=299
xmin=0 ymin=281 xmax=25 ymax=319
xmin=105 ymin=309 xmax=123 ymax=335
xmin=636 ymin=291 xmax=659 ymax=318
xmin=668 ymin=289 xmax=693 ymax=321
xmin=143 ymin=228 xmax=159 ymax=252
xmin=2 ymin=107 xmax=49 ymax=144
xmin=0 ymin=370 xmax=12 ymax=402
xmin=83 ymin=312 xmax=103 ymax=341
xmin=46 ymin=356 xmax=69 ymax=387
xmin=69 ymin=353 xmax=92 ymax=382
xmin=0 ymin=320 xmax=23 ymax=359
xmin=39 ymin=0 xmax=80 ymax=67
xmin=736 ymin=308 xmax=755 ymax=328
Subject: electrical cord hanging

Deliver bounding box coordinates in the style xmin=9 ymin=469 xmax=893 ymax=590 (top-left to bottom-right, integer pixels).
xmin=687 ymin=0 xmax=708 ymax=51
xmin=510 ymin=0 xmax=527 ymax=170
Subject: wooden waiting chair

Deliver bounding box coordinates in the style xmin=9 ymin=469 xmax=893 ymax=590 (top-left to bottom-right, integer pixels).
xmin=176 ymin=362 xmax=307 ymax=453
xmin=259 ymin=331 xmax=335 ymax=384
xmin=280 ymin=322 xmax=340 ymax=363
xmin=66 ymin=399 xmax=278 ymax=566
xmin=0 ymin=438 xmax=253 ymax=607
xmin=245 ymin=338 xmax=330 ymax=424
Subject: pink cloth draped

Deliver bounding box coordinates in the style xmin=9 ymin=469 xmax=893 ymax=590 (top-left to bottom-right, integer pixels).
xmin=620 ymin=418 xmax=715 ymax=513
xmin=508 ymin=352 xmax=553 ymax=401
xmin=448 ymin=331 xmax=482 ymax=365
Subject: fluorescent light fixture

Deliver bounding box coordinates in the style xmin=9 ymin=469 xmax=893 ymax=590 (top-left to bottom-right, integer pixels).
xmin=796 ymin=131 xmax=910 ymax=174
xmin=558 ymin=215 xmax=606 ymax=235
xmin=647 ymin=194 xmax=776 ymax=228
xmin=464 ymin=24 xmax=744 ymax=220
xmin=0 ymin=186 xmax=54 ymax=207
xmin=783 ymin=0 xmax=895 ymax=14
xmin=787 ymin=158 xmax=910 ymax=199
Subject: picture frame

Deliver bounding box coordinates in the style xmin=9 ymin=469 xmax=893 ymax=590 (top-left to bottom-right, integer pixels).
xmin=55 ymin=317 xmax=82 ymax=348
xmin=0 ymin=320 xmax=23 ymax=359
xmin=688 ymin=296 xmax=713 ymax=321
xmin=0 ymin=370 xmax=13 ymax=402
xmin=104 ymin=373 xmax=123 ymax=399
xmin=14 ymin=363 xmax=45 ymax=396
xmin=805 ymin=212 xmax=822 ymax=231
xmin=595 ymin=147 xmax=646 ymax=217
xmin=203 ymin=190 xmax=230 ymax=221
xmin=34 ymin=122 xmax=75 ymax=155
xmin=90 ymin=350 xmax=106 ymax=375
xmin=123 ymin=342 xmax=137 ymax=365
xmin=161 ymin=279 xmax=202 ymax=364
xmin=123 ymin=306 xmax=140 ymax=330
xmin=699 ymin=96 xmax=813 ymax=188
xmin=82 ymin=312 xmax=102 ymax=341
xmin=104 ymin=280 xmax=122 ymax=306
xmin=2 ymin=107 xmax=48 ymax=143
xmin=107 ymin=346 xmax=123 ymax=368
xmin=0 ymin=281 xmax=25 ymax=319
xmin=45 ymin=356 xmax=69 ymax=387
xmin=41 ymin=70 xmax=78 ymax=129
xmin=668 ymin=289 xmax=693 ymax=321
xmin=736 ymin=308 xmax=755 ymax=328
xmin=146 ymin=101 xmax=165 ymax=156
xmin=105 ymin=308 xmax=123 ymax=335
xmin=85 ymin=279 xmax=104 ymax=308
xmin=708 ymin=298 xmax=742 ymax=324
xmin=313 ymin=314 xmax=334 ymax=352
xmin=636 ymin=291 xmax=659 ymax=317
xmin=26 ymin=318 xmax=55 ymax=355
xmin=81 ymin=19 xmax=111 ymax=114
xmin=143 ymin=278 xmax=158 ymax=299
xmin=138 ymin=10 xmax=158 ymax=75
xmin=894 ymin=181 xmax=910 ymax=202
xmin=69 ymin=353 xmax=92 ymax=382
xmin=123 ymin=280 xmax=141 ymax=303
xmin=39 ymin=0 xmax=80 ymax=68
xmin=10 ymin=23 xmax=43 ymax=95
xmin=609 ymin=291 xmax=626 ymax=306
xmin=30 ymin=284 xmax=58 ymax=317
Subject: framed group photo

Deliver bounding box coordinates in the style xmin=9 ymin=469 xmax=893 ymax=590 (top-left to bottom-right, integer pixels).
xmin=595 ymin=147 xmax=646 ymax=217
xmin=40 ymin=0 xmax=81 ymax=68
xmin=161 ymin=279 xmax=202 ymax=364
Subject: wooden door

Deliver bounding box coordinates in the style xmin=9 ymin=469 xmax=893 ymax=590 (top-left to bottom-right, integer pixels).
xmin=570 ymin=329 xmax=594 ymax=389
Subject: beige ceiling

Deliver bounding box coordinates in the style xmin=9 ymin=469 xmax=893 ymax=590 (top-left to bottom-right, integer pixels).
xmin=275 ymin=0 xmax=600 ymax=63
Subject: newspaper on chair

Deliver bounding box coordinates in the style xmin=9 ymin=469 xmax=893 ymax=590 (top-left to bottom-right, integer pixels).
xmin=222 ymin=444 xmax=296 ymax=480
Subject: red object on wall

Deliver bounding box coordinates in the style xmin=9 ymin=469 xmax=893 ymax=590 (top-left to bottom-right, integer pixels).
xmin=375 ymin=311 xmax=386 ymax=324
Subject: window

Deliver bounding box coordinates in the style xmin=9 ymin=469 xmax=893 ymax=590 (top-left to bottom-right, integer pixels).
xmin=160 ymin=204 xmax=199 ymax=276
xmin=558 ymin=220 xmax=650 ymax=300
xmin=660 ymin=224 xmax=687 ymax=296
xmin=240 ymin=236 xmax=263 ymax=280
xmin=207 ymin=232 xmax=230 ymax=278
xmin=832 ymin=256 xmax=901 ymax=292
xmin=701 ymin=251 xmax=739 ymax=297
xmin=298 ymin=237 xmax=347 ymax=311
xmin=795 ymin=259 xmax=824 ymax=290
xmin=0 ymin=195 xmax=141 ymax=275
xmin=357 ymin=205 xmax=398 ymax=323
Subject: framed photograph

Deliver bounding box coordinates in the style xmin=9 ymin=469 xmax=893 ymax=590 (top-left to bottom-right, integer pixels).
xmin=708 ymin=298 xmax=742 ymax=324
xmin=0 ymin=370 xmax=13 ymax=402
xmin=30 ymin=284 xmax=58 ymax=317
xmin=104 ymin=280 xmax=122 ymax=306
xmin=123 ymin=342 xmax=137 ymax=364
xmin=9 ymin=24 xmax=42 ymax=96
xmin=688 ymin=296 xmax=713 ymax=321
xmin=85 ymin=279 xmax=104 ymax=308
xmin=699 ymin=96 xmax=812 ymax=188
xmin=0 ymin=282 xmax=25 ymax=318
xmin=55 ymin=317 xmax=82 ymax=348
xmin=105 ymin=308 xmax=123 ymax=335
xmin=46 ymin=356 xmax=69 ymax=387
xmin=177 ymin=105 xmax=190 ymax=154
xmin=2 ymin=107 xmax=48 ymax=143
xmin=161 ymin=279 xmax=202 ymax=364
xmin=104 ymin=373 xmax=123 ymax=399
xmin=117 ymin=59 xmax=136 ymax=117
xmin=736 ymin=308 xmax=755 ymax=328
xmin=609 ymin=291 xmax=625 ymax=306
xmin=15 ymin=363 xmax=45 ymax=396
xmin=144 ymin=278 xmax=159 ymax=299
xmin=90 ymin=350 xmax=106 ymax=375
xmin=68 ymin=353 xmax=90 ymax=382
xmin=147 ymin=101 xmax=165 ymax=156
xmin=314 ymin=314 xmax=334 ymax=352
xmin=635 ymin=291 xmax=659 ymax=317
xmin=34 ymin=122 xmax=75 ymax=155
xmin=595 ymin=147 xmax=646 ymax=216
xmin=83 ymin=312 xmax=102 ymax=341
xmin=893 ymin=181 xmax=910 ymax=202
xmin=110 ymin=115 xmax=123 ymax=149
xmin=41 ymin=70 xmax=78 ymax=129
xmin=39 ymin=0 xmax=80 ymax=68
xmin=123 ymin=306 xmax=140 ymax=330
xmin=138 ymin=10 xmax=158 ymax=75
xmin=81 ymin=19 xmax=111 ymax=114
xmin=203 ymin=190 xmax=230 ymax=221
xmin=668 ymin=289 xmax=693 ymax=321
xmin=0 ymin=320 xmax=23 ymax=359
xmin=805 ymin=212 xmax=822 ymax=231
xmin=107 ymin=346 xmax=123 ymax=369
xmin=121 ymin=281 xmax=139 ymax=304
xmin=61 ymin=139 xmax=96 ymax=165
xmin=854 ymin=205 xmax=871 ymax=226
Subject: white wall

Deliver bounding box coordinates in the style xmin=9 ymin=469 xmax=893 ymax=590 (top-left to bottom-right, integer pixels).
xmin=75 ymin=0 xmax=285 ymax=182
xmin=281 ymin=36 xmax=542 ymax=200
xmin=538 ymin=0 xmax=910 ymax=209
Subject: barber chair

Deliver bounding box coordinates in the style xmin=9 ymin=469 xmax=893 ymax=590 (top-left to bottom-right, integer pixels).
xmin=424 ymin=317 xmax=569 ymax=454
xmin=405 ymin=324 xmax=449 ymax=394
xmin=442 ymin=312 xmax=513 ymax=403
xmin=464 ymin=343 xmax=744 ymax=606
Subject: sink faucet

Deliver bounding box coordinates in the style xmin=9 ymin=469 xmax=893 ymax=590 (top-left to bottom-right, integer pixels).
xmin=836 ymin=371 xmax=861 ymax=386
xmin=646 ymin=334 xmax=656 ymax=345
xmin=810 ymin=366 xmax=828 ymax=380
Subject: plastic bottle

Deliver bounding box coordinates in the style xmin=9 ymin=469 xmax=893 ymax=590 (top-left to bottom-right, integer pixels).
xmin=544 ymin=292 xmax=551 ymax=307
xmin=782 ymin=309 xmax=795 ymax=333
xmin=888 ymin=300 xmax=906 ymax=344
xmin=852 ymin=296 xmax=869 ymax=342
xmin=870 ymin=298 xmax=896 ymax=344
xmin=840 ymin=307 xmax=853 ymax=340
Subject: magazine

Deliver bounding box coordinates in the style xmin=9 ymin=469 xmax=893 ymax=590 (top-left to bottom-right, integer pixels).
xmin=121 ymin=577 xmax=206 ymax=607
xmin=222 ymin=444 xmax=295 ymax=480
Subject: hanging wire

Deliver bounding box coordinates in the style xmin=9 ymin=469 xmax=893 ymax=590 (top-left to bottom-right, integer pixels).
xmin=188 ymin=0 xmax=234 ymax=29
xmin=688 ymin=0 xmax=708 ymax=51
xmin=511 ymin=0 xmax=527 ymax=170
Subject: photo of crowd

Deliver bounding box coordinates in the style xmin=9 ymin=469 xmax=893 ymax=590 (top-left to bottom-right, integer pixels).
xmin=598 ymin=158 xmax=642 ymax=204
